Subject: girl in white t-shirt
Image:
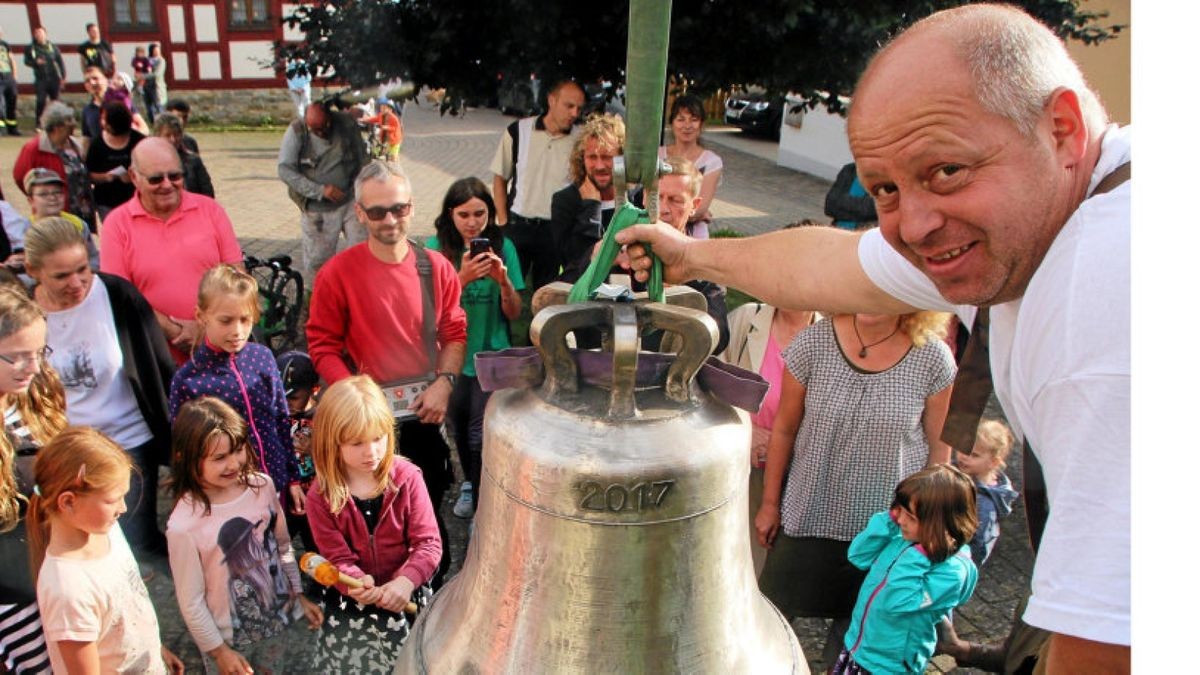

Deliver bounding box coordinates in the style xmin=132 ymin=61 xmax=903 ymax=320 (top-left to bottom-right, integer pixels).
xmin=25 ymin=426 xmax=183 ymax=674
xmin=167 ymin=396 xmax=321 ymax=675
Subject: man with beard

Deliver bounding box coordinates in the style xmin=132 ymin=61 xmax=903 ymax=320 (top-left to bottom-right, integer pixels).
xmin=306 ymin=160 xmax=466 ymax=585
xmin=549 ymin=113 xmax=625 ymax=283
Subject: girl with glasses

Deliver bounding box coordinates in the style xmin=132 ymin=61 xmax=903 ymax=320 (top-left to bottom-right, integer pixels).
xmin=0 ymin=285 xmax=67 ymax=673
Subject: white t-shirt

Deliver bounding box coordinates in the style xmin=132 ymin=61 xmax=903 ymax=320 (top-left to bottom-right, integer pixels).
xmin=44 ymin=278 xmax=153 ymax=448
xmin=857 ymin=125 xmax=1130 ymax=646
xmin=38 ymin=526 xmax=166 ymax=674
xmin=657 ymin=145 xmax=724 ymax=178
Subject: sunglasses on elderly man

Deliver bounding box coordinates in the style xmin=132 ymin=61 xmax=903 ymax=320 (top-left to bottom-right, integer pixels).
xmin=144 ymin=171 xmax=185 ymax=185
xmin=359 ymin=202 xmax=412 ymax=220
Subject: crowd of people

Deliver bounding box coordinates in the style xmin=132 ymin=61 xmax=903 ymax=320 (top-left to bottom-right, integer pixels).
xmin=0 ymin=3 xmax=1128 ymax=674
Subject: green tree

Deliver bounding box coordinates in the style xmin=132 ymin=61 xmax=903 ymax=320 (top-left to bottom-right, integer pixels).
xmin=277 ymin=0 xmax=1123 ymax=115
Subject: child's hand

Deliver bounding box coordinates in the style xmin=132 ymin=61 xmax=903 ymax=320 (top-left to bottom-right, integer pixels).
xmin=347 ymin=574 xmax=383 ymax=606
xmin=161 ymin=645 xmax=186 ymax=674
xmin=209 ymin=644 xmax=254 ymax=674
xmin=294 ymin=430 xmax=312 ymax=456
xmin=298 ymin=594 xmax=323 ymax=629
xmin=376 ymin=576 xmax=416 ymax=614
xmin=288 ymin=484 xmax=306 ymax=515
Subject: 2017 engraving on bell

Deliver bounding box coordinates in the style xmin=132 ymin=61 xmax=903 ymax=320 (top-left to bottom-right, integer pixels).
xmin=576 ymin=479 xmax=675 ymax=512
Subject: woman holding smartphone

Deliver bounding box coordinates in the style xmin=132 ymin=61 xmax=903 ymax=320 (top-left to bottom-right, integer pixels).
xmin=426 ymin=177 xmax=522 ymax=523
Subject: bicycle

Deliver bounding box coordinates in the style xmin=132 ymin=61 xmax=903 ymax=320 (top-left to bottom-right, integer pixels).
xmin=243 ymin=254 xmax=305 ymax=354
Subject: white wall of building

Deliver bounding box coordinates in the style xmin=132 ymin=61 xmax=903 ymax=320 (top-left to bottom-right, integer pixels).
xmin=0 ymin=3 xmax=31 ymax=43
xmin=197 ymin=50 xmax=220 ymax=79
xmin=192 ymin=4 xmax=218 ymax=43
xmin=35 ymin=3 xmax=96 ymax=84
xmin=228 ymin=40 xmax=273 ymax=79
xmin=172 ymin=52 xmax=189 ymax=81
xmin=777 ymin=95 xmax=853 ymax=181
xmin=281 ymin=4 xmax=305 ymax=42
xmin=167 ymin=5 xmax=187 ymax=45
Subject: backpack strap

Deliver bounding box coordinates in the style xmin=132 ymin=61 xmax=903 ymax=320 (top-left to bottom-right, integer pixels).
xmin=408 ymin=239 xmax=438 ymax=377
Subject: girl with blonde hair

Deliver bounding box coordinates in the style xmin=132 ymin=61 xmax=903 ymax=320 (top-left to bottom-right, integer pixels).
xmin=306 ymin=375 xmax=441 ymax=673
xmin=0 ymin=285 xmax=65 ymax=673
xmin=170 ymin=264 xmax=302 ymax=520
xmin=26 ymin=427 xmax=183 ymax=673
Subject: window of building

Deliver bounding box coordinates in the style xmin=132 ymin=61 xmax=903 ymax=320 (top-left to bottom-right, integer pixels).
xmin=229 ymin=0 xmax=272 ymax=28
xmin=112 ymin=0 xmax=157 ymax=30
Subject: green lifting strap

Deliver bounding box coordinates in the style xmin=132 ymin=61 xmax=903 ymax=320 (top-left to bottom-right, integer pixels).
xmin=567 ymin=202 xmax=663 ymax=304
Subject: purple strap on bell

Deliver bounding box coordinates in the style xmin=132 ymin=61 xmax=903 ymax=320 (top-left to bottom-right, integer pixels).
xmin=474 ymin=347 xmax=769 ymax=413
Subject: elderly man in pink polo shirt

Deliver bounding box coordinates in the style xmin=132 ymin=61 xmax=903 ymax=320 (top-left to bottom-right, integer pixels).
xmin=100 ymin=136 xmax=243 ymax=363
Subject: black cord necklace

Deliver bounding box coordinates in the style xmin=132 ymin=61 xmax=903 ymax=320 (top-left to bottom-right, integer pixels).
xmin=852 ymin=315 xmax=902 ymax=358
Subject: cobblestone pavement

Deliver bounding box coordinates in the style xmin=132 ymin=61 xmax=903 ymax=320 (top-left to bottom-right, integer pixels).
xmin=0 ymin=103 xmax=1031 ymax=673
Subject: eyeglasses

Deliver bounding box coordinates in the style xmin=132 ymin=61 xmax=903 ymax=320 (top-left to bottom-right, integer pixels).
xmin=143 ymin=171 xmax=184 ymax=185
xmin=359 ymin=202 xmax=413 ymax=220
xmin=31 ymin=189 xmax=64 ymax=199
xmin=0 ymin=346 xmax=53 ymax=368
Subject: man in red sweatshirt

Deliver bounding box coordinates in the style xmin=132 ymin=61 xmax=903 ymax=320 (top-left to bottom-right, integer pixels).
xmin=306 ymin=159 xmax=466 ymax=584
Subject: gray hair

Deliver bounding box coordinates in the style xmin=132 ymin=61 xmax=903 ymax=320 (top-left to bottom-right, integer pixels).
xmin=660 ymin=156 xmax=701 ymax=199
xmin=869 ymin=4 xmax=1107 ymax=137
xmin=353 ymin=160 xmax=410 ymax=203
xmin=40 ymin=101 xmax=76 ymax=133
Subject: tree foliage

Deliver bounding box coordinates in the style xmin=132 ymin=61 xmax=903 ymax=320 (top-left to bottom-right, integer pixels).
xmin=277 ymin=0 xmax=1124 ymax=115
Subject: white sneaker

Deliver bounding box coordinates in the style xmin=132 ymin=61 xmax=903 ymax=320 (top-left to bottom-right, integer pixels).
xmin=453 ymin=481 xmax=475 ymax=518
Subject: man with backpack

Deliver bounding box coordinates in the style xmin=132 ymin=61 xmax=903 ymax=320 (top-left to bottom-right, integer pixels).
xmin=278 ymin=101 xmax=367 ymax=279
xmin=306 ymin=159 xmax=466 ymax=586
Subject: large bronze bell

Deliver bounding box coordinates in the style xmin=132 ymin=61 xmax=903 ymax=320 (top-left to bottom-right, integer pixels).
xmin=396 ymin=297 xmax=806 ymax=674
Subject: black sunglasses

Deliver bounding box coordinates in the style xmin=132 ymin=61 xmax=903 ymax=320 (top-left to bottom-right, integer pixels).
xmin=144 ymin=171 xmax=184 ymax=185
xmin=359 ymin=202 xmax=412 ymax=220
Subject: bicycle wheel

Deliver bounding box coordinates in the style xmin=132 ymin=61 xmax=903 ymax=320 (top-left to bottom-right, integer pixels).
xmin=266 ymin=270 xmax=304 ymax=353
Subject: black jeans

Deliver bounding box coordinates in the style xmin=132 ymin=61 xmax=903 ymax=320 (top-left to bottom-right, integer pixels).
xmin=447 ymin=375 xmax=490 ymax=490
xmin=119 ymin=437 xmax=166 ymax=554
xmin=505 ymin=214 xmax=558 ymax=291
xmin=33 ymin=77 xmax=60 ymax=124
xmin=0 ymin=76 xmax=17 ymax=124
xmin=395 ymin=418 xmax=453 ymax=587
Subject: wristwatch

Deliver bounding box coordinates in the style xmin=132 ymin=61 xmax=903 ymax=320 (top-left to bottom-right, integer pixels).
xmin=436 ymin=371 xmax=458 ymax=387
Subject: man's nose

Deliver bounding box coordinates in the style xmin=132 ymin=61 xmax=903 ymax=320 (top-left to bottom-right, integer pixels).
xmin=894 ymin=189 xmax=945 ymax=246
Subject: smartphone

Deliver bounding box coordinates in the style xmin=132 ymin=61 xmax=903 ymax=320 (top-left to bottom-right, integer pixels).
xmin=469 ymin=237 xmax=491 ymax=258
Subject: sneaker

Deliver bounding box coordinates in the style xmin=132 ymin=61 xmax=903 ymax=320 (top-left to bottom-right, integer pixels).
xmin=453 ymin=481 xmax=475 ymax=518
xmin=6 ymin=127 xmax=19 ymax=137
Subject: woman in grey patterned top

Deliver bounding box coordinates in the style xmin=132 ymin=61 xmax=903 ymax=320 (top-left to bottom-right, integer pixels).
xmin=754 ymin=310 xmax=955 ymax=664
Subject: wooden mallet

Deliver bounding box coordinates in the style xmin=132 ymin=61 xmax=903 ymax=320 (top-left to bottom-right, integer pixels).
xmin=299 ymin=552 xmax=417 ymax=613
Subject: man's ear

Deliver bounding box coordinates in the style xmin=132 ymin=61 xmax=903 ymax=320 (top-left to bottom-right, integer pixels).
xmin=1046 ymin=87 xmax=1088 ymax=168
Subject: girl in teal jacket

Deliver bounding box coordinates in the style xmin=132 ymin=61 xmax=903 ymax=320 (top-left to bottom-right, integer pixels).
xmin=835 ymin=465 xmax=979 ymax=674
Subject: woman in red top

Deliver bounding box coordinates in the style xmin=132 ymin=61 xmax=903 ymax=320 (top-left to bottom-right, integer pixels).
xmin=12 ymin=102 xmax=95 ymax=229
